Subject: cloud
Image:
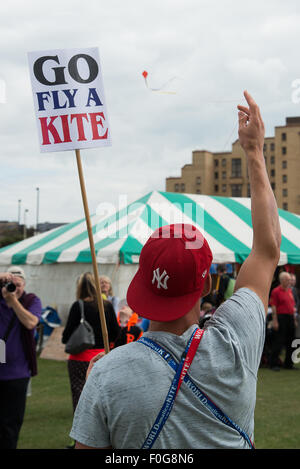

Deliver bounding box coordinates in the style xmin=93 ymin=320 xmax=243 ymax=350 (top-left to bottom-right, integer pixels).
xmin=1 ymin=0 xmax=300 ymax=228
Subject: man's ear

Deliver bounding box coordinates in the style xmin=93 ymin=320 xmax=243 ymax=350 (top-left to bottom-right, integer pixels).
xmin=202 ymin=274 xmax=212 ymax=297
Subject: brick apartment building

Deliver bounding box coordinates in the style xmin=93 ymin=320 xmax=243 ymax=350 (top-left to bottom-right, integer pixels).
xmin=166 ymin=117 xmax=300 ymax=215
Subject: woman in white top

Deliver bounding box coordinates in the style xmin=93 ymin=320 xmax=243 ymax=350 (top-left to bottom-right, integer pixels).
xmin=99 ymin=275 xmax=119 ymax=314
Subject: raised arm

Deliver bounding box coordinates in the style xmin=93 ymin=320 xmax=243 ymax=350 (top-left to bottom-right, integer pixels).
xmin=234 ymin=91 xmax=281 ymax=312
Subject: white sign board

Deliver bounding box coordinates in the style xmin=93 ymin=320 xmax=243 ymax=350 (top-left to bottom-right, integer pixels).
xmin=28 ymin=47 xmax=111 ymax=153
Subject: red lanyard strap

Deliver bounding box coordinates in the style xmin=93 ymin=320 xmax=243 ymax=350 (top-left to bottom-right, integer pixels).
xmin=141 ymin=328 xmax=204 ymax=449
xmin=176 ymin=328 xmax=204 ymax=396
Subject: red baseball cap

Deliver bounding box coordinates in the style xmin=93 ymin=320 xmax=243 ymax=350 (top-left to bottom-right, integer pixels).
xmin=126 ymin=224 xmax=213 ymax=322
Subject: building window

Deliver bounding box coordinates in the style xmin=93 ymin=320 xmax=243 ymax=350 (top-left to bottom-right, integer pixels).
xmin=181 ymin=183 xmax=185 ymax=192
xmin=247 ymin=184 xmax=251 ymax=197
xmin=270 ymin=143 xmax=275 ymax=151
xmin=282 ymin=160 xmax=287 ymax=169
xmin=270 ymin=169 xmax=275 ymax=178
xmin=222 ymin=158 xmax=226 ymax=167
xmin=282 ymin=175 xmax=287 ymax=183
xmin=214 ymin=172 xmax=219 ymax=179
xmin=282 ymin=147 xmax=287 ymax=155
xmin=264 ymin=156 xmax=267 ymax=165
xmin=270 ymin=156 xmax=275 ymax=164
xmin=214 ymin=159 xmax=219 ymax=167
xmin=283 ymin=188 xmax=288 ymax=197
xmin=283 ymin=202 xmax=288 ymax=211
xmin=196 ymin=176 xmax=201 ymax=184
xmin=263 ymin=143 xmax=267 ymax=152
xmin=281 ymin=133 xmax=286 ymax=141
xmin=231 ymin=158 xmax=242 ymax=178
xmin=231 ymin=184 xmax=242 ymax=197
xmin=222 ymin=171 xmax=226 ymax=180
xmin=222 ymin=184 xmax=226 ymax=192
xmin=271 ymin=182 xmax=276 ymax=190
xmin=196 ymin=189 xmax=201 ymax=194
xmin=175 ymin=183 xmax=179 ymax=192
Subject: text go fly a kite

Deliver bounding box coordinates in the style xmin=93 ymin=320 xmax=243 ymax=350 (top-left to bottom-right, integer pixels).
xmin=28 ymin=48 xmax=111 ymax=153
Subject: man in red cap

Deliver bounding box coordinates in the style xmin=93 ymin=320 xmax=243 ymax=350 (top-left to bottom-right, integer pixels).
xmin=70 ymin=91 xmax=281 ymax=449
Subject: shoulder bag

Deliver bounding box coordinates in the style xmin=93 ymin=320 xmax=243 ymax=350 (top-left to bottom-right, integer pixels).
xmin=65 ymin=299 xmax=95 ymax=355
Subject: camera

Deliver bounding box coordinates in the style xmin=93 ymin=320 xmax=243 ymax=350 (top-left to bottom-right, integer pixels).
xmin=0 ymin=281 xmax=16 ymax=293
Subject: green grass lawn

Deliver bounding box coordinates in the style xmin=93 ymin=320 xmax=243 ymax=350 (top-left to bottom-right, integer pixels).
xmin=18 ymin=358 xmax=73 ymax=449
xmin=18 ymin=358 xmax=300 ymax=449
xmin=255 ymin=366 xmax=300 ymax=449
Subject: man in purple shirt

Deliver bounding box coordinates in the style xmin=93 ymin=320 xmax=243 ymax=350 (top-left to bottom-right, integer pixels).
xmin=0 ymin=266 xmax=42 ymax=449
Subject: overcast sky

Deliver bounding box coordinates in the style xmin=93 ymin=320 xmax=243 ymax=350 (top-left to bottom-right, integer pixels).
xmin=1 ymin=0 xmax=300 ymax=227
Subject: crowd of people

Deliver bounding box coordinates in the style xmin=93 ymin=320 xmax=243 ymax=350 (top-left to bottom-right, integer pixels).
xmin=0 ymin=259 xmax=299 ymax=449
xmin=0 ymin=254 xmax=299 ymax=449
xmin=0 ymin=92 xmax=300 ymax=449
xmin=200 ymin=266 xmax=299 ymax=370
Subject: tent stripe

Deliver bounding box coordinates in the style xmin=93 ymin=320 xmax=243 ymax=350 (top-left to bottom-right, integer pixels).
xmin=43 ymin=219 xmax=98 ymax=264
xmin=211 ymin=196 xmax=252 ymax=226
xmin=160 ymin=192 xmax=251 ymax=262
xmin=55 ymin=204 xmax=146 ymax=264
xmin=74 ymin=200 xmax=169 ymax=265
xmin=96 ymin=238 xmax=126 ymax=264
xmin=187 ymin=194 xmax=253 ymax=248
xmin=0 ymin=239 xmax=25 ymax=254
xmin=76 ymin=221 xmax=137 ymax=263
xmin=278 ymin=208 xmax=300 ymax=230
xmin=119 ymin=236 xmax=144 ymax=264
xmin=152 ymin=191 xmax=206 ymax=233
xmin=75 ymin=204 xmax=169 ymax=264
xmin=0 ymin=191 xmax=298 ymax=266
xmin=42 ymin=192 xmax=152 ymax=264
xmin=0 ymin=222 xmax=74 ymax=257
xmin=11 ymin=218 xmax=86 ymax=265
xmin=140 ymin=204 xmax=169 ymax=232
xmin=26 ymin=219 xmax=92 ymax=264
xmin=151 ymin=192 xmax=238 ymax=262
xmin=211 ymin=195 xmax=300 ymax=260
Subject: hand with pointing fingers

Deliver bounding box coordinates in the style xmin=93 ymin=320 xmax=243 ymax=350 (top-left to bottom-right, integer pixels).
xmin=237 ymin=91 xmax=265 ymax=154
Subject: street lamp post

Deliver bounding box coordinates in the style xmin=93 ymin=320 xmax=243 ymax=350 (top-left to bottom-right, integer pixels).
xmin=36 ymin=187 xmax=40 ymax=235
xmin=18 ymin=199 xmax=21 ymax=225
xmin=23 ymin=209 xmax=29 ymax=239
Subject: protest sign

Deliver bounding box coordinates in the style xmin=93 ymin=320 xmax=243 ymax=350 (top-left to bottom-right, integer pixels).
xmin=28 ymin=47 xmax=110 ymax=353
xmin=28 ymin=47 xmax=111 ymax=153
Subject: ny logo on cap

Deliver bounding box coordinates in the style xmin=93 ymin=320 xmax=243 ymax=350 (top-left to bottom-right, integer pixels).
xmin=152 ymin=268 xmax=169 ymax=290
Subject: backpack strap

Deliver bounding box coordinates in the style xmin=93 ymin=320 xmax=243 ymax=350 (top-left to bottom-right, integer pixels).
xmin=19 ymin=292 xmax=40 ymax=377
xmin=2 ymin=315 xmax=16 ymax=342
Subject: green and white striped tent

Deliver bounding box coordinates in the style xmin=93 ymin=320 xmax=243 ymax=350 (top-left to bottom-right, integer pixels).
xmin=0 ymin=191 xmax=299 ymax=319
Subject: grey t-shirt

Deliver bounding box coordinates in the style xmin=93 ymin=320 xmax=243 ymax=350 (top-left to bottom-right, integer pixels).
xmin=70 ymin=288 xmax=265 ymax=449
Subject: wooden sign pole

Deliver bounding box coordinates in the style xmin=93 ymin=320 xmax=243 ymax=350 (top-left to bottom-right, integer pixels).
xmin=75 ymin=149 xmax=110 ymax=355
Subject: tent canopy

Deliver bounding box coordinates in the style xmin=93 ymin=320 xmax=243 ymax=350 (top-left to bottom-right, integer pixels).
xmin=1 ymin=191 xmax=299 ymax=266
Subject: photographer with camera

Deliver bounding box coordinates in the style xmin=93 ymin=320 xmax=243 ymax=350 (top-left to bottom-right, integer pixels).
xmin=0 ymin=266 xmax=42 ymax=449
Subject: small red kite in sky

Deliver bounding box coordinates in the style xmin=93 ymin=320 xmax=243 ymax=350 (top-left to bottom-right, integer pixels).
xmin=142 ymin=70 xmax=178 ymax=94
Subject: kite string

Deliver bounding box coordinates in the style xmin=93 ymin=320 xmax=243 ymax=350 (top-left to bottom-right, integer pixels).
xmin=142 ymin=71 xmax=178 ymax=94
xmin=222 ymin=113 xmax=247 ymax=152
xmin=142 ymin=69 xmax=248 ymax=150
